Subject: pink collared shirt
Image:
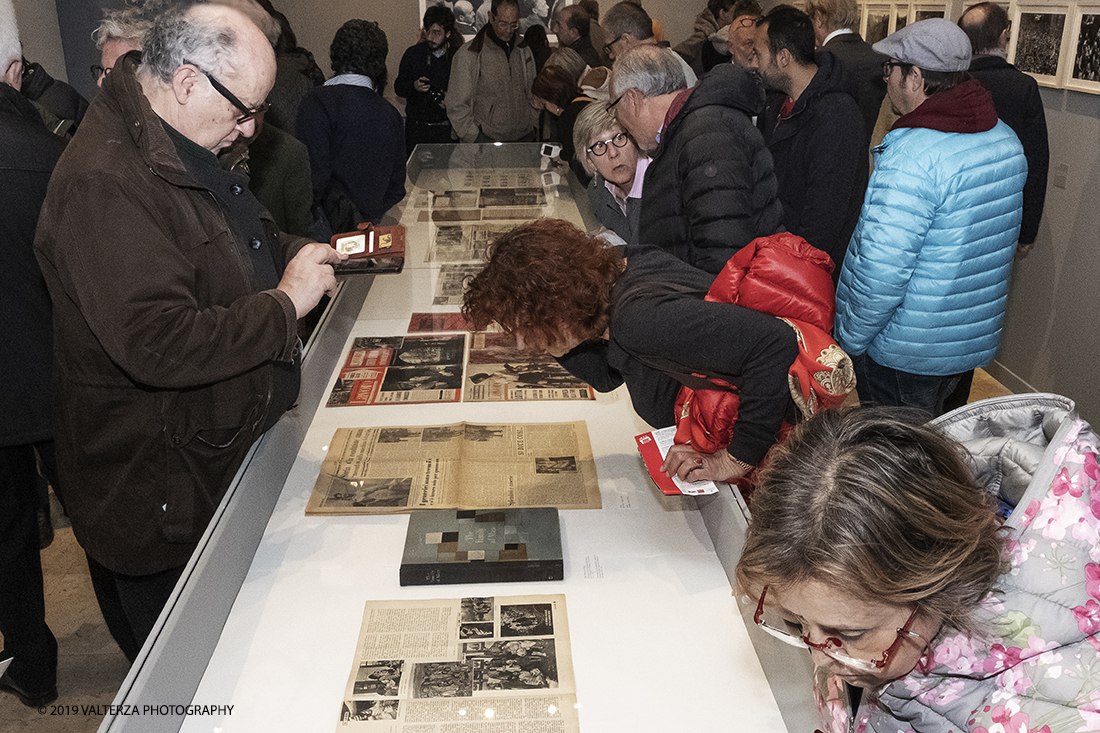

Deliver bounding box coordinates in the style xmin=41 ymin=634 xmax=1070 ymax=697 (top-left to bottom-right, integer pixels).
xmin=604 ymin=156 xmax=651 ymax=215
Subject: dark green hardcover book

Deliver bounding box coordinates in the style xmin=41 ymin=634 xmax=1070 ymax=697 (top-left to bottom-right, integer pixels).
xmin=399 ymin=508 xmax=564 ymax=586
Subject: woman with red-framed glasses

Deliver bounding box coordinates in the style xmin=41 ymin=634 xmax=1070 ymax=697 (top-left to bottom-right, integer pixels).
xmin=735 ymin=399 xmax=1100 ymax=732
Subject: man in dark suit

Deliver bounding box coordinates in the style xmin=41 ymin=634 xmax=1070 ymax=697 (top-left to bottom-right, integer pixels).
xmin=959 ymin=1 xmax=1048 ymax=257
xmin=804 ymin=0 xmax=885 ymax=154
xmin=942 ymin=1 xmax=1051 ymax=413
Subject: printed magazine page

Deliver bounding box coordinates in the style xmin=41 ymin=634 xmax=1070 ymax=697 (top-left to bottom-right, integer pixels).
xmin=306 ymin=422 xmax=602 ymax=515
xmin=337 ymin=594 xmax=578 ymax=732
xmin=465 ymin=333 xmax=595 ymax=403
xmin=327 ymin=335 xmax=466 ymax=407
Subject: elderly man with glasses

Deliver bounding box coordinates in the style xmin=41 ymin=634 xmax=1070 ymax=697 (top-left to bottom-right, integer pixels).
xmin=34 ymin=1 xmax=343 ymax=662
xmin=609 ymin=43 xmax=782 ymax=273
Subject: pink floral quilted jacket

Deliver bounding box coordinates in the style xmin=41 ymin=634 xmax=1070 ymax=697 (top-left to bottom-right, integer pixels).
xmin=814 ymin=394 xmax=1100 ymax=733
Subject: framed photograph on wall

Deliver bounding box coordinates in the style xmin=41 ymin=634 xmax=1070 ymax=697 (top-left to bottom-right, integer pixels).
xmin=895 ymin=4 xmax=911 ymax=32
xmin=1066 ymin=6 xmax=1100 ymax=91
xmin=914 ymin=5 xmax=945 ymax=22
xmin=1010 ymin=7 xmax=1070 ymax=85
xmin=865 ymin=4 xmax=891 ymax=43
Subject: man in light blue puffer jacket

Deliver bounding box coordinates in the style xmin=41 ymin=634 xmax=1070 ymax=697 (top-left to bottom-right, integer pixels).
xmin=835 ymin=19 xmax=1026 ymax=416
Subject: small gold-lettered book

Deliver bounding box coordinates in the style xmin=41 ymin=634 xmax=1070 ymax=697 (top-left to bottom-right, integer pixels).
xmin=329 ymin=223 xmax=405 ymax=274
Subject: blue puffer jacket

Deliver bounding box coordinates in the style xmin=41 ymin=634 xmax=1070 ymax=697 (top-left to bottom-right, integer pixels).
xmin=834 ymin=80 xmax=1026 ymax=376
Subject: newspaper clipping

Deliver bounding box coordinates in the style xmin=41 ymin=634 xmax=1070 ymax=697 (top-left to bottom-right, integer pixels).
xmin=432 ymin=264 xmax=483 ymax=306
xmin=466 ymin=333 xmax=595 ymax=403
xmin=426 ymin=223 xmax=512 ymax=263
xmin=337 ymin=594 xmax=578 ymax=732
xmin=306 ymin=422 xmax=601 ymax=515
xmin=327 ymin=335 xmax=466 ymax=407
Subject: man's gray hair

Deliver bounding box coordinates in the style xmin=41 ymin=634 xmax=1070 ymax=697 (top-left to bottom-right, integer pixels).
xmin=610 ymin=44 xmax=686 ymax=98
xmin=92 ymin=2 xmax=162 ymax=51
xmin=140 ymin=2 xmax=242 ymax=84
xmin=0 ymin=0 xmax=20 ymax=70
xmin=545 ymin=46 xmax=587 ymax=84
xmin=602 ymin=2 xmax=653 ymax=41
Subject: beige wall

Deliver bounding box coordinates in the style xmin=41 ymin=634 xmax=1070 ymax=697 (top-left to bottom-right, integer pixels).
xmin=12 ymin=0 xmax=65 ymax=81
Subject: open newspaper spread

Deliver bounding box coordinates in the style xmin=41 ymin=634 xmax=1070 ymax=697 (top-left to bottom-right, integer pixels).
xmin=307 ymin=422 xmax=601 ymax=515
xmin=337 ymin=595 xmax=578 ymax=732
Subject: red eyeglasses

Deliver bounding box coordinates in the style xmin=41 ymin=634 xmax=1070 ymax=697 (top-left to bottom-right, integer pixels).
xmin=753 ymin=585 xmax=930 ymax=673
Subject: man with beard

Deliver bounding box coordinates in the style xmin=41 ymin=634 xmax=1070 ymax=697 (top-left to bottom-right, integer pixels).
xmin=396 ymin=5 xmax=461 ymax=155
xmin=749 ymin=5 xmax=866 ymax=272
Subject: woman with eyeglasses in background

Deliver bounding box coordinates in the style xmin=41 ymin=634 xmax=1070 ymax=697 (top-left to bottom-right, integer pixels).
xmin=572 ymin=100 xmax=649 ymax=243
xmin=736 ymin=400 xmax=1100 ymax=733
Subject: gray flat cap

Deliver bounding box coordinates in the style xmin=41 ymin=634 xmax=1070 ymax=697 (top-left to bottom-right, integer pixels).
xmin=873 ymin=18 xmax=971 ymax=72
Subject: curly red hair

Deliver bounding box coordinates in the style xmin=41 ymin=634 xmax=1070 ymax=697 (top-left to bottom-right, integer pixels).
xmin=462 ymin=219 xmax=624 ymax=351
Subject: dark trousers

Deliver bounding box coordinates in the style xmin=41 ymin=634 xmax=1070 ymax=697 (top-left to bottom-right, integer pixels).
xmin=404 ymin=119 xmax=454 ymax=157
xmin=85 ymin=555 xmax=185 ymax=663
xmin=0 ymin=441 xmax=58 ymax=693
xmin=943 ymin=369 xmax=976 ymax=413
xmin=852 ymin=353 xmax=963 ymax=418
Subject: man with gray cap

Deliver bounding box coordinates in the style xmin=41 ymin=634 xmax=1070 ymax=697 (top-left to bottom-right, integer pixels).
xmin=834 ymin=18 xmax=1026 ymax=416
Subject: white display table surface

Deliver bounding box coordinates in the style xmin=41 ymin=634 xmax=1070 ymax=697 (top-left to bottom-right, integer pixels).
xmin=100 ymin=145 xmax=813 ymax=733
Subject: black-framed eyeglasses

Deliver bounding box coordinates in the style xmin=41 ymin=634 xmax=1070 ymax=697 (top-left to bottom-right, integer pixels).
xmin=607 ymin=92 xmax=625 ymax=110
xmin=736 ymin=15 xmax=759 ymax=27
xmin=881 ymin=59 xmax=912 ymax=78
xmin=91 ymin=64 xmax=109 ymax=82
xmin=588 ymin=131 xmax=630 ymax=156
xmin=187 ymin=61 xmax=269 ymax=124
xmin=604 ymin=33 xmax=627 ymax=56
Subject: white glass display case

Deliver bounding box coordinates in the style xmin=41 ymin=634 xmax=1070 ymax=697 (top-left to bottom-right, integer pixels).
xmin=97 ymin=144 xmax=815 ymax=733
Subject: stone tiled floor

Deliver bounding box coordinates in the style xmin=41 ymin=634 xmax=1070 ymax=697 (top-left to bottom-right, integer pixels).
xmin=0 ymin=493 xmax=130 ymax=732
xmin=0 ymin=370 xmax=1015 ymax=732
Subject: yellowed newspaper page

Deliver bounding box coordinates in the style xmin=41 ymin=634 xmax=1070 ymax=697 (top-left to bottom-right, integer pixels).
xmin=306 ymin=423 xmax=600 ymax=515
xmin=336 ymin=595 xmax=578 ymax=732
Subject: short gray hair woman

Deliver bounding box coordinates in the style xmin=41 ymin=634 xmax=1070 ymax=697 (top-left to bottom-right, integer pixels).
xmin=572 ymin=100 xmax=648 ymax=243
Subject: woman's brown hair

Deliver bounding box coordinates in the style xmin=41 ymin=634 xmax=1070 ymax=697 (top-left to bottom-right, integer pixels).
xmin=462 ymin=219 xmax=623 ymax=352
xmin=736 ymin=407 xmax=1009 ymax=635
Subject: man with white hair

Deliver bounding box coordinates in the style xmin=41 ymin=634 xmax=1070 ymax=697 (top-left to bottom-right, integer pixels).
xmin=610 ymin=44 xmax=782 ymax=273
xmin=92 ymin=2 xmax=152 ymax=86
xmin=0 ymin=0 xmax=66 ymax=707
xmin=35 ymin=1 xmax=343 ymax=660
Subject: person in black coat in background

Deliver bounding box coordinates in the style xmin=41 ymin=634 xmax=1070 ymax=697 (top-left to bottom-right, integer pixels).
xmin=804 ymin=0 xmax=886 ymax=160
xmin=0 ymin=16 xmax=66 ymax=708
xmin=297 ymin=19 xmax=406 ymax=232
xmin=959 ymin=1 xmax=1048 ymax=256
xmin=749 ymin=5 xmax=866 ymax=273
xmin=396 ymin=5 xmax=463 ymax=155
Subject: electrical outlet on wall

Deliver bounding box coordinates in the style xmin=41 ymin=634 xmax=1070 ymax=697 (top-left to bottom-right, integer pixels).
xmin=1052 ymin=162 xmax=1068 ymax=189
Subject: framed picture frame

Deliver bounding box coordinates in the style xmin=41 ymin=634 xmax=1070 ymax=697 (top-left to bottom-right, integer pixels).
xmin=914 ymin=5 xmax=946 ymax=22
xmin=1065 ymin=5 xmax=1100 ymax=91
xmin=864 ymin=4 xmax=892 ymax=43
xmin=1010 ymin=5 xmax=1071 ymax=86
xmin=895 ymin=4 xmax=911 ymax=33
